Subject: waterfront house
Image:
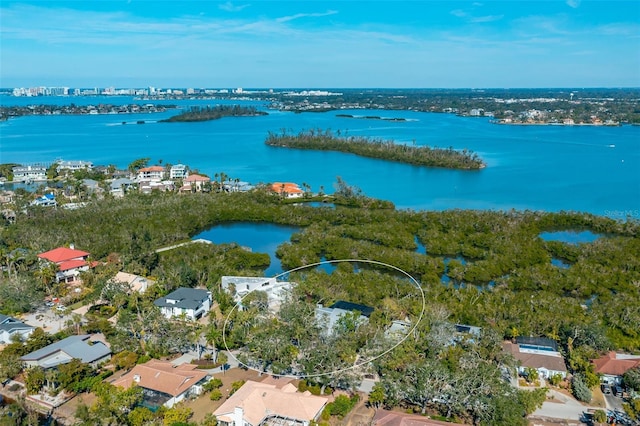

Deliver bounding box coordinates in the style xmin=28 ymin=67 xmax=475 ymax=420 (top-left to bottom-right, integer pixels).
xmin=214 ymin=380 xmax=328 ymax=426
xmin=221 ymin=276 xmax=293 ymax=311
xmin=316 ymin=300 xmax=373 ymax=336
xmin=56 ymin=160 xmax=93 ymax=173
xmin=154 ymin=287 xmax=212 ymax=320
xmin=502 ymin=339 xmax=567 ymax=380
xmin=593 ymin=351 xmax=640 ymax=385
xmin=12 ymin=165 xmax=47 ymax=182
xmin=38 ymin=245 xmax=91 ymax=284
xmin=0 ymin=314 xmax=34 ymax=344
xmin=136 ymin=166 xmax=165 ymax=182
xmin=169 ymin=164 xmax=189 ymax=180
xmin=109 ymin=360 xmax=208 ymax=409
xmin=270 ymin=182 xmax=304 ymax=198
xmin=21 ymin=334 xmax=111 ymax=369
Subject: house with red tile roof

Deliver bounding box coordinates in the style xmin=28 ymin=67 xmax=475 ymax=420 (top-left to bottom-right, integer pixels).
xmin=593 ymin=351 xmax=640 ymax=385
xmin=180 ymin=174 xmax=210 ymax=192
xmin=373 ymin=409 xmax=465 ymax=426
xmin=270 ymin=182 xmax=304 ymax=199
xmin=214 ymin=379 xmax=328 ymax=426
xmin=137 ymin=166 xmax=165 ymax=182
xmin=109 ymin=360 xmax=209 ymax=409
xmin=38 ymin=245 xmax=91 ymax=284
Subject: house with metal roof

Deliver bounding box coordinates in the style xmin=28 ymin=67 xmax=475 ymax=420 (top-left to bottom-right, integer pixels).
xmin=21 ymin=334 xmax=111 ymax=369
xmin=154 ymin=287 xmax=212 ymax=320
xmin=0 ymin=314 xmax=34 ymax=344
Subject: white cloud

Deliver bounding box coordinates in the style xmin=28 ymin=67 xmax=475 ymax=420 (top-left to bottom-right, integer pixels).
xmin=218 ymin=2 xmax=250 ymax=12
xmin=275 ymin=10 xmax=338 ymax=23
xmin=470 ymin=15 xmax=503 ymax=23
xmin=566 ymin=0 xmax=581 ymax=9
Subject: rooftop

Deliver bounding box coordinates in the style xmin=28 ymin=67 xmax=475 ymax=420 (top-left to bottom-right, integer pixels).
xmin=110 ymin=360 xmax=207 ymax=397
xmin=38 ymin=246 xmax=90 ymax=263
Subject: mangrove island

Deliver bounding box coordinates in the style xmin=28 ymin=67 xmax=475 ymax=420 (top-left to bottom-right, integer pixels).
xmin=160 ymin=104 xmax=268 ymax=122
xmin=265 ymin=129 xmax=486 ymax=170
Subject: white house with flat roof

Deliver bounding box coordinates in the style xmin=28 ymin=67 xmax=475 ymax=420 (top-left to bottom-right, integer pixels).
xmin=12 ymin=165 xmax=47 ymax=182
xmin=169 ymin=164 xmax=189 ymax=180
xmin=221 ymin=276 xmax=293 ymax=311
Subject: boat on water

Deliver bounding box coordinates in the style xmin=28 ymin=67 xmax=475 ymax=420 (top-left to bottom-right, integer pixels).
xmin=608 ymin=144 xmax=616 ymax=148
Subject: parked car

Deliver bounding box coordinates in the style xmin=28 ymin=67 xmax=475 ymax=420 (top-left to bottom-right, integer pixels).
xmin=613 ymin=385 xmax=624 ymax=397
xmin=601 ymin=384 xmax=612 ymax=394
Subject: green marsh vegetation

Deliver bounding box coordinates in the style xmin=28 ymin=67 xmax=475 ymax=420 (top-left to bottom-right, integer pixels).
xmin=265 ymin=128 xmax=486 ymax=170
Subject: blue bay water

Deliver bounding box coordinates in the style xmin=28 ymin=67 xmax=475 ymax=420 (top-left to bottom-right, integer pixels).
xmin=1 ymin=96 xmax=639 ymax=216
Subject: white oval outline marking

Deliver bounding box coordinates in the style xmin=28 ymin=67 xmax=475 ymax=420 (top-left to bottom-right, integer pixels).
xmin=222 ymin=258 xmax=426 ymax=379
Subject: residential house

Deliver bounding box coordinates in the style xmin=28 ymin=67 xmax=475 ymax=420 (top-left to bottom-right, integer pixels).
xmin=154 ymin=287 xmax=212 ymax=320
xmin=385 ymin=319 xmax=413 ymax=340
xmin=21 ymin=334 xmax=111 ymax=369
xmin=0 ymin=190 xmax=15 ymax=204
xmin=270 ymin=182 xmax=304 ymax=198
xmin=109 ymin=360 xmax=208 ymax=409
xmin=373 ymin=409 xmax=465 ymax=426
xmin=109 ymin=177 xmax=135 ymax=197
xmin=214 ymin=380 xmax=328 ymax=426
xmin=502 ymin=339 xmax=567 ymax=380
xmin=12 ymin=165 xmax=47 ymax=182
xmin=139 ymin=180 xmax=174 ymax=194
xmin=316 ymin=300 xmax=373 ymax=336
xmin=31 ymin=193 xmax=57 ymax=207
xmin=221 ymin=276 xmax=293 ymax=311
xmin=593 ymin=352 xmax=640 ymax=385
xmin=56 ymin=160 xmax=93 ymax=173
xmin=109 ymin=271 xmax=153 ymax=294
xmin=137 ymin=166 xmax=165 ymax=182
xmin=38 ymin=245 xmax=92 ymax=284
xmin=169 ymin=164 xmax=189 ymax=180
xmin=180 ymin=174 xmax=210 ymax=192
xmin=222 ymin=179 xmax=253 ymax=192
xmin=0 ymin=314 xmax=34 ymax=344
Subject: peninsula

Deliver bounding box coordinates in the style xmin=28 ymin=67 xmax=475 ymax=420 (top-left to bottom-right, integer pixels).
xmin=265 ymin=129 xmax=486 ymax=170
xmin=160 ymin=105 xmax=267 ymax=122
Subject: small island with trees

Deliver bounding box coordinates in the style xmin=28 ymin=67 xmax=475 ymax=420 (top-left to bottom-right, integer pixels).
xmin=160 ymin=105 xmax=268 ymax=122
xmin=265 ymin=129 xmax=486 ymax=170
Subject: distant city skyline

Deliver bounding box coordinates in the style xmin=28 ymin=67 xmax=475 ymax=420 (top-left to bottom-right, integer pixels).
xmin=1 ymin=1 xmax=639 ymax=88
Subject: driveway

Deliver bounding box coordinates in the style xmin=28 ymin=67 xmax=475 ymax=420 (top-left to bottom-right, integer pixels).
xmin=21 ymin=307 xmax=73 ymax=334
xmin=530 ymin=389 xmax=601 ymax=423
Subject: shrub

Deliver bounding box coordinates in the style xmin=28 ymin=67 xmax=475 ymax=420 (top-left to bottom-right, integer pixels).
xmin=210 ymin=389 xmax=223 ymax=401
xmin=571 ymin=374 xmax=592 ymax=402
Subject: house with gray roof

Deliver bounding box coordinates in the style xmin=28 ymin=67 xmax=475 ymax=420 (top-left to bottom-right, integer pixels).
xmin=21 ymin=334 xmax=111 ymax=369
xmin=154 ymin=287 xmax=212 ymax=320
xmin=0 ymin=314 xmax=34 ymax=344
xmin=315 ymin=300 xmax=373 ymax=336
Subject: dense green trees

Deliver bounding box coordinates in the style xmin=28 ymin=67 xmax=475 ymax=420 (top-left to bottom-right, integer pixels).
xmin=265 ymin=129 xmax=485 ymax=170
xmin=1 ymin=189 xmax=639 ymax=423
xmin=161 ymin=105 xmax=267 ymax=122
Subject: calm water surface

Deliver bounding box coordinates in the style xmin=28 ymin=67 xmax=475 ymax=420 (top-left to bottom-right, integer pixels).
xmin=1 ymin=95 xmax=638 ymax=216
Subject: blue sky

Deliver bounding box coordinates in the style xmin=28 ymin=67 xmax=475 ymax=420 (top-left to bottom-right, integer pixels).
xmin=1 ymin=1 xmax=639 ymax=88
